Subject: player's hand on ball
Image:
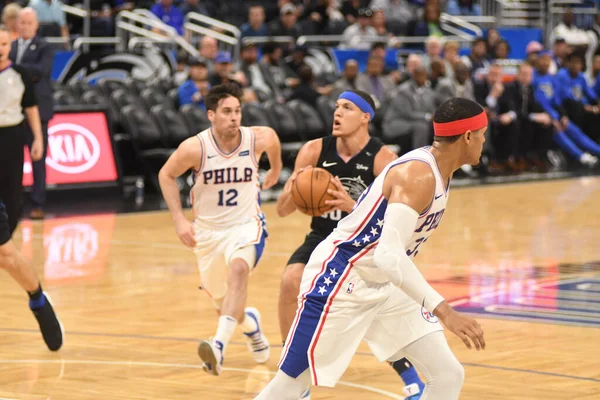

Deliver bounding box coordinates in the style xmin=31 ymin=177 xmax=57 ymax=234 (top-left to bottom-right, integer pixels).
xmin=175 ymin=218 xmax=196 ymax=248
xmin=263 ymin=169 xmax=279 ymax=190
xmin=325 ymin=176 xmax=355 ymax=213
xmin=30 ymin=138 xmax=44 ymax=161
xmin=441 ymin=309 xmax=485 ymax=351
xmin=285 ymin=166 xmax=313 ymax=194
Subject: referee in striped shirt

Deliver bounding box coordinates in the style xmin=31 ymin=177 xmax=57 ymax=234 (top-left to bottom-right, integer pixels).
xmin=0 ymin=25 xmax=63 ymax=351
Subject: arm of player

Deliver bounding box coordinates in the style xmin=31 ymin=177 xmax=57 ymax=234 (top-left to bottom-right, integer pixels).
xmin=158 ymin=137 xmax=202 ymax=248
xmin=24 ymin=107 xmax=44 ymax=161
xmin=276 ymin=139 xmax=321 ymax=217
xmin=373 ymin=162 xmax=485 ymax=350
xmin=252 ymin=126 xmax=283 ymax=190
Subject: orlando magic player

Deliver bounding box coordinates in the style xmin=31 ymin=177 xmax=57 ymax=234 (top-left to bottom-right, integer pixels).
xmin=158 ymin=83 xmax=282 ymax=376
xmin=277 ymin=90 xmax=426 ymax=399
xmin=256 ymin=98 xmax=487 ymax=400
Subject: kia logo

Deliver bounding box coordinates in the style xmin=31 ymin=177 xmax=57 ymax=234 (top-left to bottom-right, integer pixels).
xmin=44 ymin=222 xmax=98 ymax=268
xmin=46 ymin=123 xmax=101 ymax=174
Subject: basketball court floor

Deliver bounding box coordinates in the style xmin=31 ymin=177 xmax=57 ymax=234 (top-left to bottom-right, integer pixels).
xmin=1 ymin=177 xmax=599 ymax=399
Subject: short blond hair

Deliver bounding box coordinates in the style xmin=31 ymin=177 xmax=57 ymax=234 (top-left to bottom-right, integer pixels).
xmin=2 ymin=3 xmax=22 ymax=22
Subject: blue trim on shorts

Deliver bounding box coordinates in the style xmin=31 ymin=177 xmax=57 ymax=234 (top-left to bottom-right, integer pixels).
xmin=254 ymin=213 xmax=268 ymax=267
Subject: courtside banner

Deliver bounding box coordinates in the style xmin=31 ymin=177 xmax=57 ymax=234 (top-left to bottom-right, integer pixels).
xmin=23 ymin=111 xmax=119 ymax=187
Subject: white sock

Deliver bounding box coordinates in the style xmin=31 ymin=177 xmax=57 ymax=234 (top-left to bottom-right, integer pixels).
xmin=241 ymin=311 xmax=259 ymax=334
xmin=214 ymin=315 xmax=238 ymax=351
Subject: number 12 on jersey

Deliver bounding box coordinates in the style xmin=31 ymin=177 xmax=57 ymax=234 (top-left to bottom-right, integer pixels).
xmin=218 ymin=189 xmax=238 ymax=206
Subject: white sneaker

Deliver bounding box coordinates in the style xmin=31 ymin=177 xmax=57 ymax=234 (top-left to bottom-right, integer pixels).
xmin=300 ymin=388 xmax=311 ymax=399
xmin=580 ymin=153 xmax=599 ymax=167
xmin=243 ymin=307 xmax=270 ymax=364
xmin=198 ymin=339 xmax=224 ymax=376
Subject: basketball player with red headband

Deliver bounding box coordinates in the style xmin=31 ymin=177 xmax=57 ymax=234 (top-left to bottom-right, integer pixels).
xmin=255 ymin=97 xmax=487 ymax=400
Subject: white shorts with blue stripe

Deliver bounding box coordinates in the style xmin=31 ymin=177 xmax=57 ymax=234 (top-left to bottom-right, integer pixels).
xmin=278 ymin=238 xmax=443 ymax=388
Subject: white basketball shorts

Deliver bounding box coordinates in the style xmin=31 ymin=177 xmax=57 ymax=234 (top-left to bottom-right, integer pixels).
xmin=193 ymin=213 xmax=267 ymax=301
xmin=278 ymin=238 xmax=443 ymax=387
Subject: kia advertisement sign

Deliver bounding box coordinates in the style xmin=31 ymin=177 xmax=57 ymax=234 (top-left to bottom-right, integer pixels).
xmin=23 ymin=111 xmax=119 ymax=187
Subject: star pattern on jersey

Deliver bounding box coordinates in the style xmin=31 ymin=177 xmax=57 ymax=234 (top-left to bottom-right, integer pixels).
xmin=329 ymin=268 xmax=338 ymax=277
xmin=370 ymin=227 xmax=379 ymax=236
xmin=352 ymin=240 xmax=361 ymax=247
xmin=362 ymin=234 xmax=371 ymax=243
xmin=318 ymin=286 xmax=327 ymax=295
xmin=323 ymin=277 xmax=332 ymax=286
xmin=376 ymin=218 xmax=384 ymax=228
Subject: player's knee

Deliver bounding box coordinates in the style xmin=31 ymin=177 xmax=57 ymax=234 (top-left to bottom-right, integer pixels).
xmin=0 ymin=252 xmax=18 ymax=272
xmin=280 ymin=264 xmax=303 ymax=301
xmin=434 ymin=359 xmax=464 ymax=390
xmin=229 ymin=260 xmax=250 ymax=283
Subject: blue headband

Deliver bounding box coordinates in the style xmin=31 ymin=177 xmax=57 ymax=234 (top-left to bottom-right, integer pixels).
xmin=338 ymin=91 xmax=375 ymax=120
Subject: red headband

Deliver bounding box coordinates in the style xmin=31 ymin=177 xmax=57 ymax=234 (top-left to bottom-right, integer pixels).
xmin=433 ymin=111 xmax=488 ymax=137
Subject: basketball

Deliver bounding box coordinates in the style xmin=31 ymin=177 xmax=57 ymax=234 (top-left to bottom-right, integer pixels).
xmin=291 ymin=168 xmax=337 ymax=217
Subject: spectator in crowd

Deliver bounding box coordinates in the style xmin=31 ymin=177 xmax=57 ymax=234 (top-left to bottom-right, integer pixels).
xmin=239 ymin=42 xmax=282 ymax=102
xmin=1 ymin=2 xmax=20 ymax=40
xmin=198 ymin=36 xmax=218 ymax=70
xmin=474 ymin=63 xmax=520 ymax=172
xmin=241 ymin=4 xmax=267 ymax=38
xmin=549 ymin=37 xmax=568 ymax=75
xmin=285 ymin=45 xmax=308 ymax=77
xmin=368 ymin=41 xmax=395 ymax=75
xmin=369 ymin=0 xmax=416 ymax=30
xmin=409 ymin=1 xmax=444 ymax=38
xmin=179 ymin=0 xmax=210 ymax=17
xmin=28 ymin=0 xmax=69 ymax=47
xmin=370 ymin=9 xmax=389 ymax=37
xmin=461 ymin=37 xmax=489 ymax=79
xmin=208 ymin=51 xmax=247 ymax=87
xmin=429 ymin=56 xmax=446 ymax=89
xmin=330 ymin=59 xmax=359 ymax=99
xmin=302 ymin=0 xmax=344 ymax=35
xmin=446 ymin=0 xmax=482 ymax=16
xmin=173 ymin=50 xmax=190 ymax=85
xmin=398 ymin=53 xmax=422 ymax=84
xmin=382 ymin=66 xmax=436 ymax=151
xmin=268 ymin=3 xmax=300 ymax=38
xmin=555 ymin=53 xmax=600 ymax=141
xmin=533 ymin=51 xmax=599 ymax=166
xmin=178 ymin=57 xmax=210 ymax=110
xmin=86 ymin=0 xmax=126 ymax=37
xmin=590 ymin=53 xmax=600 ymax=97
xmin=289 ymin=64 xmax=322 ymax=109
xmin=150 ymin=0 xmax=184 ymax=35
xmin=525 ymin=40 xmax=543 ymax=67
xmin=260 ymin=42 xmax=295 ymax=99
xmin=10 ymin=7 xmax=54 ymax=219
xmin=486 ymin=28 xmax=501 ymax=58
xmin=442 ymin=40 xmax=460 ymax=78
xmin=341 ymin=0 xmax=361 ymax=24
xmin=341 ymin=7 xmax=378 ymax=50
xmin=435 ymin=61 xmax=475 ymax=105
xmin=421 ymin=36 xmax=447 ymax=73
xmin=356 ymin=55 xmax=395 ymax=106
xmin=493 ymin=40 xmax=510 ymax=60
xmin=551 ymin=8 xmax=590 ymax=48
xmin=506 ymin=63 xmax=554 ymax=172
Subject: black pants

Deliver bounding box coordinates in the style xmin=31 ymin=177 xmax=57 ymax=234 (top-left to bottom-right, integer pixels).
xmin=491 ymin=121 xmax=519 ymax=162
xmin=25 ymin=120 xmax=49 ymax=209
xmin=518 ymin=118 xmax=554 ymax=160
xmin=563 ymin=99 xmax=600 ymax=142
xmin=0 ymin=124 xmax=26 ymax=236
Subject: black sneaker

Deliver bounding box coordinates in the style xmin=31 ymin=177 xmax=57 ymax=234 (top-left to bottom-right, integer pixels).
xmin=30 ymin=293 xmax=64 ymax=351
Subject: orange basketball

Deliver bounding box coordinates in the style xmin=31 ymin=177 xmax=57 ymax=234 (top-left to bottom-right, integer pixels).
xmin=291 ymin=168 xmax=337 ymax=217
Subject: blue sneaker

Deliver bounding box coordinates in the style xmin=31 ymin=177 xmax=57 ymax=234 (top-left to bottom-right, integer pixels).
xmin=30 ymin=292 xmax=64 ymax=351
xmin=403 ymin=383 xmax=422 ymax=399
xmin=300 ymin=388 xmax=311 ymax=399
xmin=243 ymin=307 xmax=270 ymax=364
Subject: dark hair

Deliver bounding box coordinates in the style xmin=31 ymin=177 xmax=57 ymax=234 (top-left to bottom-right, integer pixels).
xmin=297 ymin=64 xmax=314 ymax=83
xmin=205 ymin=83 xmax=243 ymax=112
xmin=370 ymin=41 xmax=386 ymax=52
xmin=343 ymin=89 xmax=376 ymax=112
xmin=433 ymin=98 xmax=484 ymax=143
xmin=567 ymin=52 xmax=584 ymax=64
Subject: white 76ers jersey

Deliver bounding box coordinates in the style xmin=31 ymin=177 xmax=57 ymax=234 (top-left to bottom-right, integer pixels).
xmin=191 ymin=127 xmax=262 ymax=229
xmin=326 ymin=147 xmax=449 ymax=283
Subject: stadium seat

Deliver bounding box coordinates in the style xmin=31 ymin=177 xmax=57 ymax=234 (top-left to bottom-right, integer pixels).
xmin=97 ymin=79 xmax=127 ymax=98
xmin=180 ymin=104 xmax=211 ymax=135
xmin=52 ymin=90 xmax=78 ymax=106
xmin=151 ymin=104 xmax=191 ymax=148
xmin=242 ymin=103 xmax=272 ymax=128
xmin=263 ymin=101 xmax=302 ymax=143
xmin=315 ymin=96 xmax=335 ymax=130
xmin=140 ymin=87 xmax=173 ymax=112
xmin=287 ymin=99 xmax=326 ymax=140
xmin=167 ymin=88 xmax=180 ymax=110
xmin=124 ymin=78 xmax=146 ymax=95
xmin=81 ymin=88 xmax=108 ymax=107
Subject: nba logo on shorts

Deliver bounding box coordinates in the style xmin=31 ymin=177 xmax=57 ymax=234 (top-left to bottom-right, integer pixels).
xmin=421 ymin=306 xmax=439 ymax=323
xmin=347 ymin=283 xmax=354 ymax=294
